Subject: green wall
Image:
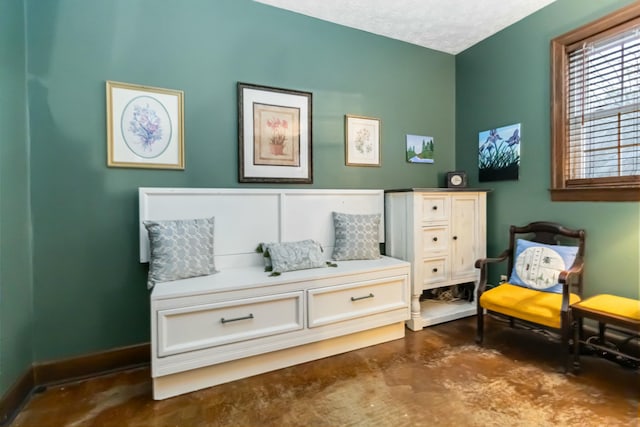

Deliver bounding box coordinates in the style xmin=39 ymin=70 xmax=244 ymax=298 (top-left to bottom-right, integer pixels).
xmin=0 ymin=0 xmax=33 ymax=395
xmin=3 ymin=0 xmax=637 ymax=399
xmin=456 ymin=0 xmax=640 ymax=299
xmin=25 ymin=0 xmax=455 ymax=362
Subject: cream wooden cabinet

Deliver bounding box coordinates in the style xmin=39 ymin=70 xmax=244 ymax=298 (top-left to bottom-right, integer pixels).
xmin=385 ymin=189 xmax=488 ymax=330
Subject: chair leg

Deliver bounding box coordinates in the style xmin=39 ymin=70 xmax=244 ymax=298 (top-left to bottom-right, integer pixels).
xmin=561 ymin=313 xmax=571 ymax=373
xmin=476 ymin=306 xmax=484 ymax=345
xmin=572 ymin=317 xmax=582 ymax=374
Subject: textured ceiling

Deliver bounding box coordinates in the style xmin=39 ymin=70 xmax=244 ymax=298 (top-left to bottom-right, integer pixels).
xmin=254 ymin=0 xmax=557 ymax=54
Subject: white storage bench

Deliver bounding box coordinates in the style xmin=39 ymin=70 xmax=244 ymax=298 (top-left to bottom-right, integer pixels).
xmin=139 ymin=188 xmax=411 ymax=399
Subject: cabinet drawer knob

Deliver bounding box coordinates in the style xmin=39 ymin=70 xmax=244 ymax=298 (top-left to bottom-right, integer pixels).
xmin=432 ymin=206 xmax=438 ymax=210
xmin=351 ymin=293 xmax=374 ymax=302
xmin=432 ymin=237 xmax=438 ymax=242
xmin=453 ymin=236 xmax=458 ymax=240
xmin=220 ymin=313 xmax=254 ymax=324
xmin=432 ymin=268 xmax=438 ymax=273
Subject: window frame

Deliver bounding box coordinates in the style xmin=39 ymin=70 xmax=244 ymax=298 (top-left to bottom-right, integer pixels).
xmin=550 ymin=3 xmax=640 ymax=202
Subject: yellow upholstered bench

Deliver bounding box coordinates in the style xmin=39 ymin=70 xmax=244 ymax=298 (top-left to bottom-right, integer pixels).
xmin=572 ymin=294 xmax=640 ymax=372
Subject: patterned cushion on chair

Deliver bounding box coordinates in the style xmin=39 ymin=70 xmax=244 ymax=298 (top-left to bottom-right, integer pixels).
xmin=509 ymin=239 xmax=579 ymax=294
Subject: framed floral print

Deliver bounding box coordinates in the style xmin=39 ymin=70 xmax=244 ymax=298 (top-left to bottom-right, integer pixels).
xmin=106 ymin=81 xmax=184 ymax=169
xmin=238 ymin=82 xmax=313 ymax=183
xmin=345 ymin=115 xmax=381 ymax=167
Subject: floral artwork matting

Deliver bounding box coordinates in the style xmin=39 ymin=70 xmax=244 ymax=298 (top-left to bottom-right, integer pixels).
xmin=238 ymin=82 xmax=312 ymax=183
xmin=106 ymin=81 xmax=184 ymax=169
xmin=345 ymin=115 xmax=381 ymax=167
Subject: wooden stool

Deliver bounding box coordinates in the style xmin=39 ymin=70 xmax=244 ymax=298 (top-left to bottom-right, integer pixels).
xmin=572 ymin=294 xmax=640 ymax=372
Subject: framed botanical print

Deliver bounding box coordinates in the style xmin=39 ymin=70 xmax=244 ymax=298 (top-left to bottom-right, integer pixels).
xmin=106 ymin=81 xmax=184 ymax=169
xmin=238 ymin=82 xmax=312 ymax=183
xmin=345 ymin=115 xmax=381 ymax=167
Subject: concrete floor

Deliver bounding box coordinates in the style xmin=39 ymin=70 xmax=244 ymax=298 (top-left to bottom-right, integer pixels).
xmin=9 ymin=316 xmax=640 ymax=427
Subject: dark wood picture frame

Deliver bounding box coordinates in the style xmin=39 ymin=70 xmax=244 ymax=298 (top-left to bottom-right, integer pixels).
xmin=238 ymin=82 xmax=312 ymax=183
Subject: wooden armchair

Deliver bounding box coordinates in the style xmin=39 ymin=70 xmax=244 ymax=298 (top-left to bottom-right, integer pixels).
xmin=475 ymin=221 xmax=586 ymax=372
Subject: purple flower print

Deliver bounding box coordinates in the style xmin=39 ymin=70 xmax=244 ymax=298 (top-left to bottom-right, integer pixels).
xmin=479 ymin=129 xmax=503 ymax=153
xmin=129 ymin=104 xmax=163 ymax=150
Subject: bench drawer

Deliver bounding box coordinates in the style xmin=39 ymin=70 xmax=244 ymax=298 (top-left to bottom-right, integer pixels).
xmin=307 ymin=276 xmax=408 ymax=328
xmin=157 ymin=291 xmax=303 ymax=357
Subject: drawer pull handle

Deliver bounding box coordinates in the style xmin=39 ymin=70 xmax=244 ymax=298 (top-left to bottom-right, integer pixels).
xmin=432 ymin=268 xmax=438 ymax=273
xmin=351 ymin=293 xmax=374 ymax=302
xmin=432 ymin=206 xmax=438 ymax=210
xmin=432 ymin=237 xmax=438 ymax=242
xmin=453 ymin=236 xmax=458 ymax=240
xmin=220 ymin=313 xmax=254 ymax=324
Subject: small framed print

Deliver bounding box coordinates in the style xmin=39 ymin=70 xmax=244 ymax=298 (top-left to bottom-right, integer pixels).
xmin=406 ymin=134 xmax=434 ymax=164
xmin=238 ymin=82 xmax=313 ymax=183
xmin=106 ymin=81 xmax=184 ymax=169
xmin=345 ymin=115 xmax=381 ymax=167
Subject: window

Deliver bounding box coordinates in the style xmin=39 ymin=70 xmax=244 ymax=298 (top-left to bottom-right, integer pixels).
xmin=551 ymin=3 xmax=640 ymax=201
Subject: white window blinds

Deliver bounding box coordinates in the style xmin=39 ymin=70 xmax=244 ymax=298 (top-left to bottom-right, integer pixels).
xmin=567 ymin=20 xmax=640 ymax=183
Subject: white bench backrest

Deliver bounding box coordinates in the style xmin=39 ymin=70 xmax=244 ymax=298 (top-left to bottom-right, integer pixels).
xmin=139 ymin=188 xmax=385 ymax=269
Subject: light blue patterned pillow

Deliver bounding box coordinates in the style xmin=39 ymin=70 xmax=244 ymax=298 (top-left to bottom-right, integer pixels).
xmin=332 ymin=212 xmax=381 ymax=261
xmin=143 ymin=217 xmax=217 ymax=288
xmin=264 ymin=239 xmax=326 ymax=273
xmin=509 ymin=239 xmax=579 ymax=293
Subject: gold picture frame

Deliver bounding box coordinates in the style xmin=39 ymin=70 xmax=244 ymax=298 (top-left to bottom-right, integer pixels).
xmin=106 ymin=81 xmax=184 ymax=169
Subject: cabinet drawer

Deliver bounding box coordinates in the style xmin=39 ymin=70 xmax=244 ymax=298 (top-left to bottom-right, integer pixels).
xmin=422 ymin=258 xmax=448 ymax=286
xmin=308 ymin=276 xmax=408 ymax=328
xmin=157 ymin=292 xmax=303 ymax=357
xmin=421 ymin=196 xmax=448 ymax=222
xmin=422 ymin=226 xmax=449 ymax=256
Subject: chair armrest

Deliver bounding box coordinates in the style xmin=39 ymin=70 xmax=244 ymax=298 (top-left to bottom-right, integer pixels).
xmin=558 ymin=255 xmax=584 ymax=285
xmin=475 ymin=250 xmax=510 ymax=293
xmin=559 ymin=255 xmax=584 ymax=312
xmin=474 ymin=250 xmax=510 ymax=269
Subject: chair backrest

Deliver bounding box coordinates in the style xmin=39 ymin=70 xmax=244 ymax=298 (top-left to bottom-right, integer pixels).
xmin=507 ymin=221 xmax=586 ymax=295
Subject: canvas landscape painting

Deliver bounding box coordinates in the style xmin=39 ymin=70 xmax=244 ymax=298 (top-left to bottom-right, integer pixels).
xmin=406 ymin=134 xmax=434 ymax=163
xmin=478 ymin=123 xmax=520 ymax=181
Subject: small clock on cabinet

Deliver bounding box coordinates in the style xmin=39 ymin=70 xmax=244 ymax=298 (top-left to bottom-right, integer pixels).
xmin=446 ymin=171 xmax=467 ymax=188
